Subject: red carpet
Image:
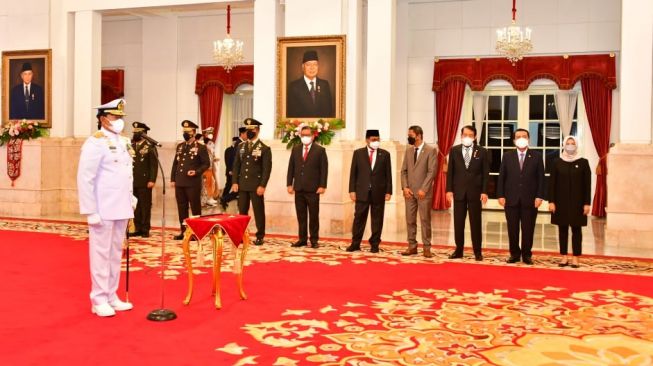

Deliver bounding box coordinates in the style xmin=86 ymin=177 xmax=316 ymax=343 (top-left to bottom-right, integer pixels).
xmin=2 ymin=227 xmax=653 ymax=365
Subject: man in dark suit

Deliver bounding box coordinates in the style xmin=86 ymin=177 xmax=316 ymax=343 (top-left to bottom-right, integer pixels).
xmin=232 ymin=118 xmax=272 ymax=246
xmin=171 ymin=120 xmax=211 ymax=240
xmin=220 ymin=127 xmax=248 ymax=209
xmin=10 ymin=62 xmax=45 ymax=120
xmin=497 ymin=128 xmax=545 ymax=265
xmin=129 ymin=122 xmax=158 ymax=238
xmin=347 ymin=130 xmax=393 ymax=253
xmin=446 ymin=125 xmax=490 ymax=261
xmin=287 ymin=126 xmax=329 ymax=248
xmin=286 ymin=50 xmax=334 ymax=118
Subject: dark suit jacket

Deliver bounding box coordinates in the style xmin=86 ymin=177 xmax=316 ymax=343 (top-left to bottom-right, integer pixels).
xmin=232 ymin=140 xmax=272 ymax=191
xmin=446 ymin=144 xmax=490 ymax=201
xmin=170 ymin=141 xmax=211 ymax=187
xmin=287 ymin=143 xmax=328 ymax=192
xmin=224 ymin=145 xmax=236 ymax=176
xmin=549 ymin=158 xmax=591 ymax=227
xmin=286 ymin=77 xmax=334 ymax=118
xmin=10 ymin=83 xmax=44 ymax=120
xmin=349 ymin=147 xmax=393 ymax=203
xmin=132 ymin=140 xmax=158 ymax=188
xmin=497 ymin=149 xmax=546 ymax=207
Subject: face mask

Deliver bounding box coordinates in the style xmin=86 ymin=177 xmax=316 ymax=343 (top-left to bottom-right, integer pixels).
xmin=301 ymin=136 xmax=312 ymax=145
xmin=369 ymin=141 xmax=380 ymax=150
xmin=108 ymin=118 xmax=124 ymax=134
xmin=246 ymin=130 xmax=257 ymax=140
xmin=564 ymin=144 xmax=577 ymax=153
xmin=514 ymin=137 xmax=529 ymax=149
xmin=132 ymin=132 xmax=142 ymax=141
xmin=407 ymin=136 xmax=416 ymax=145
xmin=462 ymin=137 xmax=474 ymax=147
xmin=183 ymin=132 xmax=192 ymax=141
xmin=207 ymin=134 xmax=213 ymax=140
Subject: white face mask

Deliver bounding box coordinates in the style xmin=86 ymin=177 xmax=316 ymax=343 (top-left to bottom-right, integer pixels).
xmin=369 ymin=141 xmax=380 ymax=150
xmin=514 ymin=137 xmax=529 ymax=149
xmin=207 ymin=134 xmax=213 ymax=140
xmin=109 ymin=118 xmax=125 ymax=134
xmin=301 ymin=136 xmax=313 ymax=145
xmin=564 ymin=144 xmax=577 ymax=153
xmin=461 ymin=137 xmax=474 ymax=147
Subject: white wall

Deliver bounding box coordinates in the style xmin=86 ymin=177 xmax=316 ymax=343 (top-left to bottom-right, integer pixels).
xmin=402 ymin=0 xmax=622 ymax=143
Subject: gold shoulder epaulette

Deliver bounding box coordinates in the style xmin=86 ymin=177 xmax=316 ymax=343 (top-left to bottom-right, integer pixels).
xmin=93 ymin=131 xmax=104 ymax=138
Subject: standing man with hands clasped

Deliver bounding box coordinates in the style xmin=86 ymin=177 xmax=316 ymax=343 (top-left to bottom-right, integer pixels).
xmin=497 ymin=128 xmax=545 ymax=265
xmin=446 ymin=125 xmax=490 ymax=261
xmin=347 ymin=129 xmax=393 ymax=253
xmin=287 ymin=126 xmax=329 ymax=249
xmin=400 ymin=125 xmax=438 ymax=258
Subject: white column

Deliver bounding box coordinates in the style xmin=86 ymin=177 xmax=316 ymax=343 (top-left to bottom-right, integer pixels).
xmin=619 ymin=0 xmax=653 ymax=144
xmin=365 ymin=0 xmax=396 ymax=140
xmin=49 ymin=0 xmax=75 ymax=138
xmin=73 ymin=10 xmax=102 ymax=138
xmin=342 ymin=0 xmax=363 ymax=140
xmin=253 ymin=0 xmax=283 ymax=140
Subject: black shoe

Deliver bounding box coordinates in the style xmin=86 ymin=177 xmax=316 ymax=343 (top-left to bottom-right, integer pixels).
xmin=141 ymin=232 xmax=150 ymax=238
xmin=448 ymin=252 xmax=463 ymax=259
xmin=523 ymin=258 xmax=534 ymax=265
xmin=310 ymin=242 xmax=319 ymax=249
xmin=254 ymin=238 xmax=264 ymax=246
xmin=173 ymin=233 xmax=184 ymax=240
xmin=291 ymin=241 xmax=307 ymax=248
xmin=346 ymin=244 xmax=361 ymax=252
xmin=506 ymin=256 xmax=520 ymax=263
xmin=370 ymin=245 xmax=379 ymax=253
xmin=127 ymin=231 xmax=142 ymax=238
xmin=570 ymin=264 xmax=580 ymax=269
xmin=558 ymin=262 xmax=569 ymax=267
xmin=475 ymin=254 xmax=483 ymax=261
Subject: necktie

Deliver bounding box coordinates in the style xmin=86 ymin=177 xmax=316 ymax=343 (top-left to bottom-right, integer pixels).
xmin=24 ymin=86 xmax=29 ymax=110
xmin=519 ymin=152 xmax=525 ymax=170
xmin=303 ymin=146 xmax=309 ymax=161
xmin=369 ymin=149 xmax=374 ymax=166
xmin=414 ymin=147 xmax=419 ymax=163
xmin=309 ymin=81 xmax=316 ymax=104
xmin=464 ymin=147 xmax=471 ymax=168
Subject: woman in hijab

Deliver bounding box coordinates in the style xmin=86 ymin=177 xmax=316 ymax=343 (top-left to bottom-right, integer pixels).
xmin=548 ymin=136 xmax=591 ymax=268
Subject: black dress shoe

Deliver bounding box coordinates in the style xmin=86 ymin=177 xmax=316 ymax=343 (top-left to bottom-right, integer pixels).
xmin=370 ymin=246 xmax=379 ymax=253
xmin=141 ymin=232 xmax=150 ymax=238
xmin=127 ymin=231 xmax=142 ymax=238
xmin=346 ymin=244 xmax=361 ymax=252
xmin=310 ymin=242 xmax=319 ymax=249
xmin=475 ymin=254 xmax=483 ymax=261
xmin=523 ymin=258 xmax=534 ymax=265
xmin=448 ymin=252 xmax=463 ymax=259
xmin=558 ymin=262 xmax=569 ymax=267
xmin=291 ymin=241 xmax=307 ymax=248
xmin=570 ymin=264 xmax=580 ymax=269
xmin=254 ymin=238 xmax=264 ymax=246
xmin=506 ymin=256 xmax=520 ymax=263
xmin=173 ymin=233 xmax=184 ymax=240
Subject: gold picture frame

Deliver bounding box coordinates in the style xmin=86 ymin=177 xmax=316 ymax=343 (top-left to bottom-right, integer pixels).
xmin=277 ymin=35 xmax=346 ymax=125
xmin=2 ymin=49 xmax=52 ymax=128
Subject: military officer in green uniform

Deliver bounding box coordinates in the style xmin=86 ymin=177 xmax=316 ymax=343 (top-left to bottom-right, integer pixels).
xmin=171 ymin=120 xmax=211 ymax=240
xmin=128 ymin=122 xmax=158 ymax=238
xmin=232 ymin=118 xmax=272 ymax=246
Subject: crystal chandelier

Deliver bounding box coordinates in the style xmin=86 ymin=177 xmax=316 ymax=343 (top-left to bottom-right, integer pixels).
xmin=213 ymin=5 xmax=244 ymax=72
xmin=496 ymin=0 xmax=532 ymax=65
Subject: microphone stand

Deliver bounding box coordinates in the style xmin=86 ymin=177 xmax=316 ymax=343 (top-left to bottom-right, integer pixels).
xmin=146 ymin=142 xmax=177 ymax=321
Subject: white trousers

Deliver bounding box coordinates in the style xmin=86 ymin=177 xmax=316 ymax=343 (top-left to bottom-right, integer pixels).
xmin=88 ymin=219 xmax=128 ymax=305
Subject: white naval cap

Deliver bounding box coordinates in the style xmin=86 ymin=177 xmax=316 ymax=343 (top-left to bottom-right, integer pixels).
xmin=94 ymin=98 xmax=127 ymax=116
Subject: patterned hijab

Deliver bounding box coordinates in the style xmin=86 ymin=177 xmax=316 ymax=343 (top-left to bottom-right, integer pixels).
xmin=561 ymin=135 xmax=581 ymax=163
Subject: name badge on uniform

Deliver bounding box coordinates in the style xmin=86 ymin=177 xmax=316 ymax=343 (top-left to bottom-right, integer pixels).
xmin=109 ymin=146 xmax=117 ymax=153
xmin=252 ymin=148 xmax=262 ymax=157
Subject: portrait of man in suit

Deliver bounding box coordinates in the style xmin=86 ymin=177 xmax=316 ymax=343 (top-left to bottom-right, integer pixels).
xmin=9 ymin=61 xmax=45 ymax=120
xmin=286 ymin=50 xmax=334 ymax=118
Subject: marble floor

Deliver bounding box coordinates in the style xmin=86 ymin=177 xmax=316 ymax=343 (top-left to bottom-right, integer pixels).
xmin=29 ymin=200 xmax=653 ymax=260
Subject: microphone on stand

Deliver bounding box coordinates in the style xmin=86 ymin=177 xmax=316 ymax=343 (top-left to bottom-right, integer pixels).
xmin=142 ymin=134 xmax=162 ymax=147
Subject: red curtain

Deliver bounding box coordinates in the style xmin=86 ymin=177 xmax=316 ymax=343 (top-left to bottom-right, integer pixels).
xmin=581 ymin=77 xmax=612 ymax=218
xmin=101 ymin=69 xmax=124 ymax=104
xmin=199 ymin=85 xmax=224 ymax=142
xmin=432 ymin=79 xmax=466 ymax=210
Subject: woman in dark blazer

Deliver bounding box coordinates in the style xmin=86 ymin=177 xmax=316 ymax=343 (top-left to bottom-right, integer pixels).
xmin=548 ymin=136 xmax=591 ymax=268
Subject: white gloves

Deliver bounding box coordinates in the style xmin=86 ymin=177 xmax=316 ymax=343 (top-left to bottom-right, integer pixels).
xmin=131 ymin=195 xmax=138 ymax=210
xmin=87 ymin=213 xmax=101 ymax=225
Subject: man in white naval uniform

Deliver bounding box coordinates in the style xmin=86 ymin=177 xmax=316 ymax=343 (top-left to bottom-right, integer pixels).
xmin=77 ymin=98 xmax=136 ymax=317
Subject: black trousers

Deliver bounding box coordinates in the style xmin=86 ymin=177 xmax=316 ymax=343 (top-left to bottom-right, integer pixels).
xmin=133 ymin=186 xmax=153 ymax=234
xmin=175 ymin=185 xmax=202 ymax=231
xmin=453 ymin=197 xmax=482 ymax=255
xmin=238 ymin=190 xmax=266 ymax=240
xmin=351 ymin=191 xmax=386 ymax=247
xmin=558 ymin=225 xmax=582 ymax=256
xmin=222 ymin=175 xmax=238 ymax=203
xmin=504 ymin=204 xmax=538 ymax=259
xmin=295 ymin=191 xmax=320 ymax=244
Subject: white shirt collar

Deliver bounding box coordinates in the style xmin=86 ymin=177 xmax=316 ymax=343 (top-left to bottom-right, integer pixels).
xmin=100 ymin=127 xmax=120 ymax=140
xmin=415 ymin=141 xmax=425 ymax=151
xmin=304 ymin=75 xmax=316 ymax=89
xmin=249 ymin=138 xmax=259 ymax=145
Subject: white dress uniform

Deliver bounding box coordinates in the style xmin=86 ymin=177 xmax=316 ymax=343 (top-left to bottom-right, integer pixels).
xmin=77 ymin=124 xmax=135 ymax=309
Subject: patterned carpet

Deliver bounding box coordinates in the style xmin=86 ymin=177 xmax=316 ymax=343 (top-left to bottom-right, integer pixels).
xmin=2 ymin=217 xmax=653 ymax=365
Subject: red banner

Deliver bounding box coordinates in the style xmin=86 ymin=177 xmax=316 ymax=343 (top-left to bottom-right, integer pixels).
xmin=6 ymin=138 xmax=23 ymax=186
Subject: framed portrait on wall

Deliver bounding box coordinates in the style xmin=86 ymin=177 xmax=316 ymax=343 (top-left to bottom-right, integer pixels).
xmin=277 ymin=35 xmax=346 ymax=124
xmin=2 ymin=49 xmax=52 ymax=128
